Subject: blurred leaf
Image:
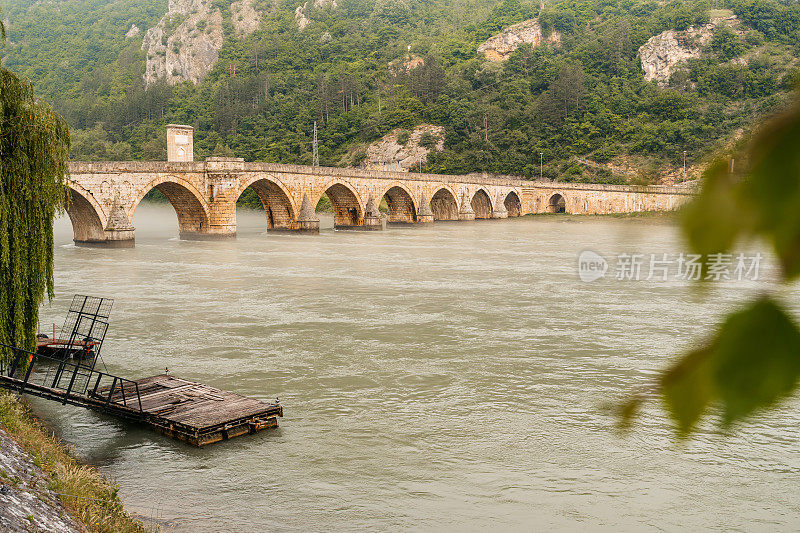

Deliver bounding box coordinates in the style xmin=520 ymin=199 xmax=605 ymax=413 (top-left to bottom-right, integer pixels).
xmin=623 ymin=92 xmax=800 ymax=438
xmin=661 ymin=345 xmax=715 ymax=436
xmin=659 ymin=297 xmax=800 ymax=435
xmin=740 ymin=101 xmax=800 ymax=278
xmin=712 ymin=297 xmax=800 ymax=425
xmin=680 ymin=159 xmax=749 ymax=264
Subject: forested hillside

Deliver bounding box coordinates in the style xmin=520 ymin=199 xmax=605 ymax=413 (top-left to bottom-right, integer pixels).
xmin=1 ymin=0 xmax=799 ymax=183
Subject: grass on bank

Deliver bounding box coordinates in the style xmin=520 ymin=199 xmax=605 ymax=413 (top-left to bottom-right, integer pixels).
xmin=0 ymin=391 xmax=156 ymax=533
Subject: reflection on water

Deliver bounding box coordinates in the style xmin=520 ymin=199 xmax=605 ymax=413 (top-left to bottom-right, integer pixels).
xmin=31 ymin=203 xmax=800 ymax=530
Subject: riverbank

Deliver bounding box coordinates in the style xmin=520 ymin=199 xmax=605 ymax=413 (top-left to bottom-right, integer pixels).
xmin=0 ymin=392 xmax=154 ymax=532
xmin=523 ymin=210 xmax=678 ymax=224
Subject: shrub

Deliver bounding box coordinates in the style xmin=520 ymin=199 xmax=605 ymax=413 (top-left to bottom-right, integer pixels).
xmin=352 ymin=149 xmax=367 ymax=165
xmin=593 ymin=144 xmax=618 ymax=163
xmin=397 ymin=129 xmax=411 ymax=145
xmin=711 ymin=27 xmax=748 ymax=60
xmin=419 ymin=131 xmax=438 ymax=149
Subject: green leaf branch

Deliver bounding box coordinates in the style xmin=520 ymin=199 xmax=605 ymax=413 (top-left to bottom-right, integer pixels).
xmin=621 ymin=92 xmax=800 ymax=436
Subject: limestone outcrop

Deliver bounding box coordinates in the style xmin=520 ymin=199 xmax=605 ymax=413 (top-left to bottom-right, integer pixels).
xmin=360 ymin=124 xmax=445 ymax=172
xmin=125 ymin=24 xmax=140 ymax=38
xmin=142 ymin=0 xmax=261 ymax=86
xmin=232 ymin=0 xmax=261 ymax=36
xmin=478 ymin=19 xmax=561 ymax=61
xmin=295 ymin=0 xmax=337 ymax=31
xmin=389 ymin=54 xmax=425 ymax=75
xmin=638 ymin=15 xmax=741 ymax=86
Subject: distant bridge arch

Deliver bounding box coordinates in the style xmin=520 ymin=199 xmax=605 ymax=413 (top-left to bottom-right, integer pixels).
xmin=548 ymin=193 xmax=566 ymax=213
xmin=470 ymin=188 xmax=494 ymax=219
xmin=504 ymin=191 xmax=522 ymax=217
xmin=237 ymin=174 xmax=297 ymax=231
xmin=430 ymin=186 xmax=459 ymax=221
xmin=66 ymin=185 xmax=106 ymax=244
xmin=131 ymin=176 xmax=210 ymax=239
xmin=317 ymin=180 xmax=364 ymax=229
xmin=379 ymin=184 xmax=418 ymax=224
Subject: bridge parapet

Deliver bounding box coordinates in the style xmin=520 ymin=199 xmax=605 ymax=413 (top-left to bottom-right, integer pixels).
xmin=522 ymin=179 xmax=698 ymax=195
xmin=69 ymin=161 xmax=529 ymax=186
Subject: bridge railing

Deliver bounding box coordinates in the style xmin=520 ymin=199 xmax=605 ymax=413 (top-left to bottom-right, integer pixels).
xmin=0 ymin=343 xmax=142 ymax=413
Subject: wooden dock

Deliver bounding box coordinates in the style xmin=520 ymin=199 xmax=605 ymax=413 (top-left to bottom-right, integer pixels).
xmin=92 ymin=375 xmax=283 ymax=446
xmin=6 ymin=298 xmax=284 ymax=447
xmin=1 ymin=340 xmax=283 ymax=447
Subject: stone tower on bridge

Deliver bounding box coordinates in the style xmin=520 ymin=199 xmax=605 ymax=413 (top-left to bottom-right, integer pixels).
xmin=167 ymin=124 xmax=193 ymax=162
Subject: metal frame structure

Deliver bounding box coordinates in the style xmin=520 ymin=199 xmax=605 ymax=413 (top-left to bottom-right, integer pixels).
xmin=52 ymin=295 xmax=113 ymax=368
xmin=0 ymin=343 xmax=143 ymax=417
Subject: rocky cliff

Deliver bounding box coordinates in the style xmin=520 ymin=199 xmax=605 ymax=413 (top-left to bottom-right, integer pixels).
xmin=142 ymin=0 xmax=261 ymax=86
xmin=478 ymin=19 xmax=560 ymax=61
xmin=638 ymin=15 xmax=741 ymax=86
xmin=389 ymin=54 xmax=425 ymax=75
xmin=359 ymin=125 xmax=445 ymax=172
xmin=125 ymin=24 xmax=140 ymax=38
xmin=295 ymin=0 xmax=338 ymax=31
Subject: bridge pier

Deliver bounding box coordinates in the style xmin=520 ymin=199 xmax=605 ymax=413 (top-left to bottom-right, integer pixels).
xmin=458 ymin=193 xmax=475 ymax=221
xmin=74 ymin=230 xmax=136 ymax=248
xmin=297 ymin=194 xmax=320 ymax=233
xmin=416 ymin=194 xmax=434 ymax=224
xmin=492 ymin=193 xmax=508 ymax=219
xmin=354 ymin=196 xmax=383 ymax=231
xmin=74 ymin=203 xmax=136 ymax=247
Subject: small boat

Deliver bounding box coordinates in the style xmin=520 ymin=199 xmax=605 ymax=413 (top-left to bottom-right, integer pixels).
xmin=36 ymin=334 xmax=98 ymax=359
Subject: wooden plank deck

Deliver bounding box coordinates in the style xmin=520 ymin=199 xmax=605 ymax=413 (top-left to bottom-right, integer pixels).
xmin=93 ymin=375 xmax=283 ymax=446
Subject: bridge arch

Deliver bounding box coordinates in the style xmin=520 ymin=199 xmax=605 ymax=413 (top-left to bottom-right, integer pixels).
xmin=430 ymin=187 xmax=458 ymax=221
xmin=379 ymin=184 xmax=417 ymax=224
xmin=504 ymin=191 xmax=522 ymax=217
xmin=470 ymin=188 xmax=493 ymax=219
xmin=66 ymin=185 xmax=106 ymax=243
xmin=548 ymin=193 xmax=566 ymax=213
xmin=131 ymin=177 xmax=210 ymax=239
xmin=317 ymin=180 xmax=363 ymax=228
xmin=237 ymin=175 xmax=296 ymax=231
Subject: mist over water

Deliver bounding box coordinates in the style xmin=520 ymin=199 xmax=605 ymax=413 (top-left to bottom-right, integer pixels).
xmin=31 ymin=203 xmax=800 ymax=530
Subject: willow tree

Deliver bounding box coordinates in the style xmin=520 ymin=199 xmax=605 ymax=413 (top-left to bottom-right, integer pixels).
xmin=0 ymin=36 xmax=70 ymax=356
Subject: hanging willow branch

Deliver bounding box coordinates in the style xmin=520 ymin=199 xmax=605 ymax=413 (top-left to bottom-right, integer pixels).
xmin=0 ymin=67 xmax=70 ymax=357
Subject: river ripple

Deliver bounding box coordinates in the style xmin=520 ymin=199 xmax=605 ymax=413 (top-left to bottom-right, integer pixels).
xmin=29 ymin=204 xmax=800 ymax=531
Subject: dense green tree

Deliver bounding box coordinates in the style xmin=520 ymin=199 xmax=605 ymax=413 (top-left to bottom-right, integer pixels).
xmin=1 ymin=0 xmax=797 ymax=181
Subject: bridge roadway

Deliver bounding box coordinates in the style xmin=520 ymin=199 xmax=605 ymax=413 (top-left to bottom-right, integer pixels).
xmin=66 ymin=159 xmax=694 ymax=247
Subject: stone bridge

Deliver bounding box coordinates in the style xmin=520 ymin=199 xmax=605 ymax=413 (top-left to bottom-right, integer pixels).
xmin=64 ymin=125 xmax=694 ymax=247
xmin=66 ymin=159 xmax=693 ymax=247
